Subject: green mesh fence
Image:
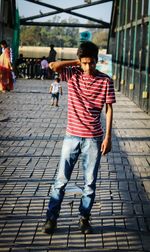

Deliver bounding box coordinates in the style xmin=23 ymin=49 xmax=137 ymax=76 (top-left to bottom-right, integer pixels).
xmin=12 ymin=8 xmax=20 ymax=64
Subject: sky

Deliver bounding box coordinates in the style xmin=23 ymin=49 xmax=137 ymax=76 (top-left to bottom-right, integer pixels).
xmin=16 ymin=0 xmax=113 ymax=24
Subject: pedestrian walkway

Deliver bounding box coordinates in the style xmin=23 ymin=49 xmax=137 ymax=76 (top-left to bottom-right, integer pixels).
xmin=0 ymin=79 xmax=150 ymax=252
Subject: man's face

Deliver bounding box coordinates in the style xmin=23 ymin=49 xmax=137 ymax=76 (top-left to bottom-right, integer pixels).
xmin=80 ymin=57 xmax=97 ymax=75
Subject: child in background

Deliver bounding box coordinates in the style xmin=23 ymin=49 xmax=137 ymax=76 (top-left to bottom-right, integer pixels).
xmin=40 ymin=56 xmax=49 ymax=80
xmin=49 ymin=77 xmax=62 ymax=106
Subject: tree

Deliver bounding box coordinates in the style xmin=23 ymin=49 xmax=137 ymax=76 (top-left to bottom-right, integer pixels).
xmin=92 ymin=29 xmax=108 ymax=49
xmin=85 ymin=21 xmax=109 ymax=49
xmin=20 ymin=26 xmax=42 ymax=46
xmin=20 ymin=16 xmax=80 ymax=47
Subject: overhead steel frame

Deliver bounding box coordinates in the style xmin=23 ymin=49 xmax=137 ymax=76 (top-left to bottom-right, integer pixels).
xmin=0 ymin=0 xmax=16 ymax=43
xmin=108 ymin=0 xmax=150 ymax=113
xmin=0 ymin=0 xmax=20 ymax=63
xmin=20 ymin=0 xmax=112 ymax=28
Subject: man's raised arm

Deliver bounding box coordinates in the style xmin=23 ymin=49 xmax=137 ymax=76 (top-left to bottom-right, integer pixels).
xmin=49 ymin=59 xmax=80 ymax=73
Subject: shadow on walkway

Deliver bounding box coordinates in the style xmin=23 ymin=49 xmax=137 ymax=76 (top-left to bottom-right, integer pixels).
xmin=0 ymin=79 xmax=150 ymax=252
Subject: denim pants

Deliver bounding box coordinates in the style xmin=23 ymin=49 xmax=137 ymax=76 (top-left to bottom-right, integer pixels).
xmin=46 ymin=134 xmax=103 ymax=220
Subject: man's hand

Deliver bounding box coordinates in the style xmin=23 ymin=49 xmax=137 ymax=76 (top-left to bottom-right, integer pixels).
xmin=101 ymin=136 xmax=112 ymax=155
xmin=101 ymin=103 xmax=113 ymax=155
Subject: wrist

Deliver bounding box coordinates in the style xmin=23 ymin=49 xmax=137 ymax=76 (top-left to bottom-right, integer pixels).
xmin=105 ymin=134 xmax=111 ymax=139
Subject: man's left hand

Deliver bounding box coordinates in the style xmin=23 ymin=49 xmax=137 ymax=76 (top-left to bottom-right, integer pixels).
xmin=101 ymin=137 xmax=112 ymax=155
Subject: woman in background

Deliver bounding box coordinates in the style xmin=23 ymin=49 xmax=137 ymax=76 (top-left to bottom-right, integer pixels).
xmin=0 ymin=40 xmax=13 ymax=92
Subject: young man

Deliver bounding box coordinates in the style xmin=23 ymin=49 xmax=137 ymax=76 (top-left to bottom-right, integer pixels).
xmin=42 ymin=41 xmax=116 ymax=234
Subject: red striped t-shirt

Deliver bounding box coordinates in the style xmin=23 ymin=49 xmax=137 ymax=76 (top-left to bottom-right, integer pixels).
xmin=61 ymin=66 xmax=116 ymax=138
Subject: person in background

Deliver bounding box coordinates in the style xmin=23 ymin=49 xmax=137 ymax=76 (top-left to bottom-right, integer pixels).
xmin=48 ymin=44 xmax=57 ymax=62
xmin=42 ymin=41 xmax=116 ymax=235
xmin=34 ymin=59 xmax=41 ymax=79
xmin=49 ymin=77 xmax=62 ymax=106
xmin=40 ymin=56 xmax=49 ymax=80
xmin=48 ymin=44 xmax=57 ymax=79
xmin=15 ymin=53 xmax=26 ymax=78
xmin=0 ymin=40 xmax=13 ymax=92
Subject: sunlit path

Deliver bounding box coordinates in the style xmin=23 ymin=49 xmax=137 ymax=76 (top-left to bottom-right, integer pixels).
xmin=0 ymin=79 xmax=150 ymax=251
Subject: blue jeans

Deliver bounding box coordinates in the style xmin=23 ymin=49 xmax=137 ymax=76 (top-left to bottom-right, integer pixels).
xmin=46 ymin=134 xmax=103 ymax=220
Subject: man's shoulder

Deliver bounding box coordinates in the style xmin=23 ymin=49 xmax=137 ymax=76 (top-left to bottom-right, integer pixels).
xmin=71 ymin=66 xmax=82 ymax=74
xmin=63 ymin=66 xmax=82 ymax=76
xmin=96 ymin=69 xmax=110 ymax=77
xmin=96 ymin=70 xmax=113 ymax=82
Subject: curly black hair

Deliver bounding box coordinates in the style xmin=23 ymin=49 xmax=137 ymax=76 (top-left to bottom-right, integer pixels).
xmin=77 ymin=41 xmax=99 ymax=62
